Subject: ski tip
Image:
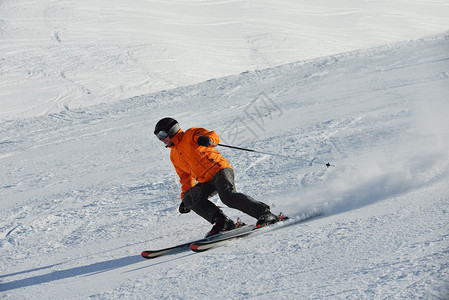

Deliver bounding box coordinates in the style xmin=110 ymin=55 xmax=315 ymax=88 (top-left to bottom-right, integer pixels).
xmin=141 ymin=251 xmax=160 ymax=259
xmin=190 ymin=244 xmax=200 ymax=252
xmin=141 ymin=251 xmax=151 ymax=258
xmin=190 ymin=243 xmax=209 ymax=252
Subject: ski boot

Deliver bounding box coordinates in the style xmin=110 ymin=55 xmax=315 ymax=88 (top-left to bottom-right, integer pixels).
xmin=206 ymin=211 xmax=236 ymax=237
xmin=256 ymin=211 xmax=281 ymax=228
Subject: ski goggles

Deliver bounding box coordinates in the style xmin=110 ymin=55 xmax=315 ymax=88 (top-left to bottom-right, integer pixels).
xmin=155 ymin=130 xmax=169 ymax=140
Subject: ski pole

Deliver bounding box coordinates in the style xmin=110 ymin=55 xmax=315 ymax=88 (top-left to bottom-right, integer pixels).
xmin=213 ymin=143 xmax=331 ymax=168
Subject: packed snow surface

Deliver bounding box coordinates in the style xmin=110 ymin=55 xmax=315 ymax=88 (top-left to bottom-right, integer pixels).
xmin=1 ymin=0 xmax=449 ymax=120
xmin=1 ymin=1 xmax=449 ymax=299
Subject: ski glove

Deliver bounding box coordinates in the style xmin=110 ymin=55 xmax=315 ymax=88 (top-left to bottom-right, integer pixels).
xmin=179 ymin=202 xmax=191 ymax=214
xmin=197 ymin=136 xmax=211 ymax=147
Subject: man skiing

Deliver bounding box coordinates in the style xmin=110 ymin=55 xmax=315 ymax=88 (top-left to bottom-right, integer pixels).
xmin=154 ymin=117 xmax=279 ymax=236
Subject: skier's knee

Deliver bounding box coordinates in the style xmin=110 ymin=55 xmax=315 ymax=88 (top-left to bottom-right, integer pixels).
xmin=182 ymin=191 xmax=195 ymax=209
xmin=219 ymin=191 xmax=236 ymax=207
xmin=183 ymin=186 xmax=206 ymax=209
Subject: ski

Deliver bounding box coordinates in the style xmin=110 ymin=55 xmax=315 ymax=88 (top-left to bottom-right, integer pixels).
xmin=141 ymin=241 xmax=193 ymax=259
xmin=190 ymin=210 xmax=322 ymax=253
xmin=141 ymin=223 xmax=254 ymax=259
xmin=141 ymin=210 xmax=322 ymax=258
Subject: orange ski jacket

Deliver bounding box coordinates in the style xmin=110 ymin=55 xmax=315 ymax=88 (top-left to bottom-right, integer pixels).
xmin=169 ymin=127 xmax=232 ymax=199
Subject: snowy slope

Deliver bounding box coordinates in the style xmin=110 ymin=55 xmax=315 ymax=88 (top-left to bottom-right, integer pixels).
xmin=1 ymin=33 xmax=449 ymax=298
xmin=2 ymin=0 xmax=449 ymax=120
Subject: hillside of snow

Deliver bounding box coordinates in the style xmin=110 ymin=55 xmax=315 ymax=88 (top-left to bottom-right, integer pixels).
xmin=2 ymin=0 xmax=449 ymax=120
xmin=1 ymin=31 xmax=449 ymax=298
xmin=2 ymin=0 xmax=449 ymax=298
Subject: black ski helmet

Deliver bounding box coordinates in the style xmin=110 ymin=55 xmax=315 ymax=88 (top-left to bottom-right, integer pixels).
xmin=154 ymin=117 xmax=180 ymax=138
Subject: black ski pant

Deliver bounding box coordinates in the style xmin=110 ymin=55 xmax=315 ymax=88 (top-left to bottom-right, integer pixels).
xmin=182 ymin=168 xmax=269 ymax=224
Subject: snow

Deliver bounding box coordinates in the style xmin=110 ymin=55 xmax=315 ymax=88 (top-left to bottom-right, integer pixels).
xmin=1 ymin=1 xmax=449 ymax=299
xmin=2 ymin=0 xmax=449 ymax=120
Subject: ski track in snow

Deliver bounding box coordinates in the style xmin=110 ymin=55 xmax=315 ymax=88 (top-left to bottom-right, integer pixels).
xmin=1 ymin=33 xmax=448 ymax=298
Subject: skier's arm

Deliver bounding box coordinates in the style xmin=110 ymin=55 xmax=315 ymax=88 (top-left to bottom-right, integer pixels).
xmin=194 ymin=128 xmax=220 ymax=146
xmin=174 ymin=165 xmax=195 ymax=200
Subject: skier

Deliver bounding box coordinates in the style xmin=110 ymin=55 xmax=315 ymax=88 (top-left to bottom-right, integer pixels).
xmin=154 ymin=117 xmax=279 ymax=236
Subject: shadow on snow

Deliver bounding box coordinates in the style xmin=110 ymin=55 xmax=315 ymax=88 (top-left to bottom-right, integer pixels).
xmin=0 ymin=255 xmax=142 ymax=292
